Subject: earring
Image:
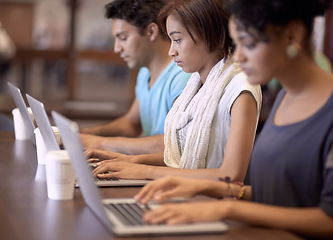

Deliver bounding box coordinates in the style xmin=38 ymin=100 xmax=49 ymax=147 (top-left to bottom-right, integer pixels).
xmin=286 ymin=44 xmax=299 ymax=58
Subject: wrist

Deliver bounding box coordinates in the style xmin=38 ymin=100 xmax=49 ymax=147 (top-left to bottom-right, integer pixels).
xmin=93 ymin=127 xmax=102 ymax=136
xmin=100 ymin=137 xmax=108 ymax=150
xmin=199 ymin=180 xmax=221 ymax=197
xmin=227 ymin=184 xmax=243 ymax=199
xmin=133 ymin=155 xmax=144 ymax=164
xmin=217 ymin=177 xmax=244 ymax=199
xmin=221 ymin=199 xmax=237 ymax=219
xmin=237 ymin=186 xmax=246 ymax=200
xmin=145 ymin=165 xmax=156 ymax=179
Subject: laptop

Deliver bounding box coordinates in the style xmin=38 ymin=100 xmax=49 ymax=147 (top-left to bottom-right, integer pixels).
xmin=26 ymin=94 xmax=60 ymax=152
xmin=52 ymin=110 xmax=229 ymax=236
xmin=7 ymin=82 xmax=36 ymax=145
xmin=26 ymin=95 xmax=147 ymax=187
xmin=43 ymin=110 xmax=148 ymax=187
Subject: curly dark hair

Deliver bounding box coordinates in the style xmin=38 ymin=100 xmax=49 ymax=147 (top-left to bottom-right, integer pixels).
xmin=158 ymin=0 xmax=233 ymax=60
xmin=227 ymin=0 xmax=333 ymax=40
xmin=105 ymin=0 xmax=168 ymax=38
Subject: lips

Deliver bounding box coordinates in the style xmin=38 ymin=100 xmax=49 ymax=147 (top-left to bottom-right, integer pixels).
xmin=175 ymin=60 xmax=182 ymax=67
xmin=121 ymin=55 xmax=129 ymax=61
xmin=241 ymin=67 xmax=251 ymax=75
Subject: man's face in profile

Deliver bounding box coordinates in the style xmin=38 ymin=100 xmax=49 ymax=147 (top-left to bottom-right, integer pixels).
xmin=112 ymin=19 xmax=150 ymax=69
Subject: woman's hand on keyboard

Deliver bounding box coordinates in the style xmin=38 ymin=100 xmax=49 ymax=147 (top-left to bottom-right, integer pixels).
xmin=85 ymin=149 xmax=139 ymax=163
xmin=92 ymin=161 xmax=152 ymax=180
xmin=143 ymin=201 xmax=227 ymax=225
xmin=134 ymin=176 xmax=213 ymax=204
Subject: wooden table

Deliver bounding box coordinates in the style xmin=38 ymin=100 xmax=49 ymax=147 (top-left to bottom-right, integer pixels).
xmin=0 ymin=132 xmax=304 ymax=240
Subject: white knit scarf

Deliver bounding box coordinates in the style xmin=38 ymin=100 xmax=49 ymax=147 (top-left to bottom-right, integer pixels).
xmin=164 ymin=59 xmax=241 ymax=169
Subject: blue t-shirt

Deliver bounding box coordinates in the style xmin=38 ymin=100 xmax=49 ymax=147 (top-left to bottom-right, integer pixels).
xmin=251 ymin=89 xmax=333 ymax=217
xmin=135 ymin=61 xmax=191 ymax=136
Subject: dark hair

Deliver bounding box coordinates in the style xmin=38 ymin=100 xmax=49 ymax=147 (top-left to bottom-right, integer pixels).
xmin=158 ymin=0 xmax=233 ymax=60
xmin=227 ymin=0 xmax=333 ymax=40
xmin=105 ymin=0 xmax=168 ymax=38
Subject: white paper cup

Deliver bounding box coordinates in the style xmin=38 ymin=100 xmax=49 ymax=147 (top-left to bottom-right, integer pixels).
xmin=12 ymin=107 xmax=34 ymax=140
xmin=34 ymin=126 xmax=62 ymax=165
xmin=45 ymin=150 xmax=75 ymax=200
xmin=52 ymin=126 xmax=61 ymax=146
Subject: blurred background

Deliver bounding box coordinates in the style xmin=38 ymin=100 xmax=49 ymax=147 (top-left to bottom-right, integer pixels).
xmin=0 ymin=0 xmax=138 ymax=127
xmin=0 ymin=0 xmax=332 ymax=128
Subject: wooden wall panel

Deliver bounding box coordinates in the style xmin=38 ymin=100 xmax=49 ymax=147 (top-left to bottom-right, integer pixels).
xmin=0 ymin=2 xmax=33 ymax=48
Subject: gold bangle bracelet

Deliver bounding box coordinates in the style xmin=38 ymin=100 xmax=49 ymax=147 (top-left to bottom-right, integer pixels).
xmin=237 ymin=186 xmax=246 ymax=200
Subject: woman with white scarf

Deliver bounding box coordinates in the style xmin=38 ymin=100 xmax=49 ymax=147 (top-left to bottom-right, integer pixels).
xmin=90 ymin=0 xmax=262 ymax=183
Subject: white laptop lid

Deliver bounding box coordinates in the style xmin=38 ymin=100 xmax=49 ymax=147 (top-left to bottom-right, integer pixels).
xmin=26 ymin=94 xmax=60 ymax=152
xmin=52 ymin=111 xmax=229 ymax=236
xmin=7 ymin=82 xmax=36 ymax=145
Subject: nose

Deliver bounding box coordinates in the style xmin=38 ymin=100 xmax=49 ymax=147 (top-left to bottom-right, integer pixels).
xmin=232 ymin=46 xmax=246 ymax=63
xmin=168 ymin=43 xmax=177 ymax=57
xmin=114 ymin=39 xmax=122 ymax=54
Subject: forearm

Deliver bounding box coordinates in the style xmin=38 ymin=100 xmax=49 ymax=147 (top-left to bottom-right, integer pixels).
xmin=148 ymin=166 xmax=246 ymax=182
xmin=145 ymin=166 xmax=248 ymax=188
xmin=190 ymin=180 xmax=252 ymax=200
xmin=101 ymin=134 xmax=164 ymax=155
xmin=82 ymin=118 xmax=141 ymax=137
xmin=226 ymin=201 xmax=333 ymax=239
xmin=135 ymin=152 xmax=166 ymax=166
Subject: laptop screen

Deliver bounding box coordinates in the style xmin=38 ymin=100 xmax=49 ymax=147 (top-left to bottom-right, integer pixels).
xmin=7 ymin=82 xmax=36 ymax=144
xmin=51 ymin=111 xmax=114 ymax=230
xmin=26 ymin=94 xmax=59 ymax=152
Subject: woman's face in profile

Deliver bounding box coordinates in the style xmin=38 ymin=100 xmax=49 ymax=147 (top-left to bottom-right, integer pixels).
xmin=166 ymin=14 xmax=210 ymax=75
xmin=228 ymin=17 xmax=290 ymax=85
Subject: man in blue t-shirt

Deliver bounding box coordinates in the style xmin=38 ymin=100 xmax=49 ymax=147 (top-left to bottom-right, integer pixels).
xmin=80 ymin=0 xmax=190 ymax=155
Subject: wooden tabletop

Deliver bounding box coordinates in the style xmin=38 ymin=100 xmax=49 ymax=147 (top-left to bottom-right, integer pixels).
xmin=0 ymin=132 xmax=304 ymax=240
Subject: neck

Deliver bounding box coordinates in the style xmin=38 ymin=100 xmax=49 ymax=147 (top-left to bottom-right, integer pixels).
xmin=277 ymin=54 xmax=330 ymax=97
xmin=273 ymin=54 xmax=333 ymax=126
xmin=198 ymin=53 xmax=223 ymax=84
xmin=146 ymin=39 xmax=173 ymax=87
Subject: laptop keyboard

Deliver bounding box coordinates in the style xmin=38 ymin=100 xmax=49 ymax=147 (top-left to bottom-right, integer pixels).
xmin=95 ymin=177 xmax=118 ymax=182
xmin=105 ymin=202 xmax=151 ymax=226
xmin=90 ymin=164 xmax=118 ymax=182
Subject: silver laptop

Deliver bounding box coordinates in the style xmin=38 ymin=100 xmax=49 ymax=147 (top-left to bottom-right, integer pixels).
xmin=26 ymin=95 xmax=147 ymax=187
xmin=26 ymin=94 xmax=60 ymax=152
xmin=48 ymin=110 xmax=149 ymax=187
xmin=7 ymin=82 xmax=36 ymax=145
xmin=52 ymin=110 xmax=228 ymax=236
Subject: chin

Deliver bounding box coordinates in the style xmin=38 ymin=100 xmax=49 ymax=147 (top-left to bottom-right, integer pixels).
xmin=247 ymin=75 xmax=265 ymax=86
xmin=181 ymin=66 xmax=194 ymax=74
xmin=244 ymin=71 xmax=267 ymax=85
xmin=127 ymin=63 xmax=139 ymax=70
